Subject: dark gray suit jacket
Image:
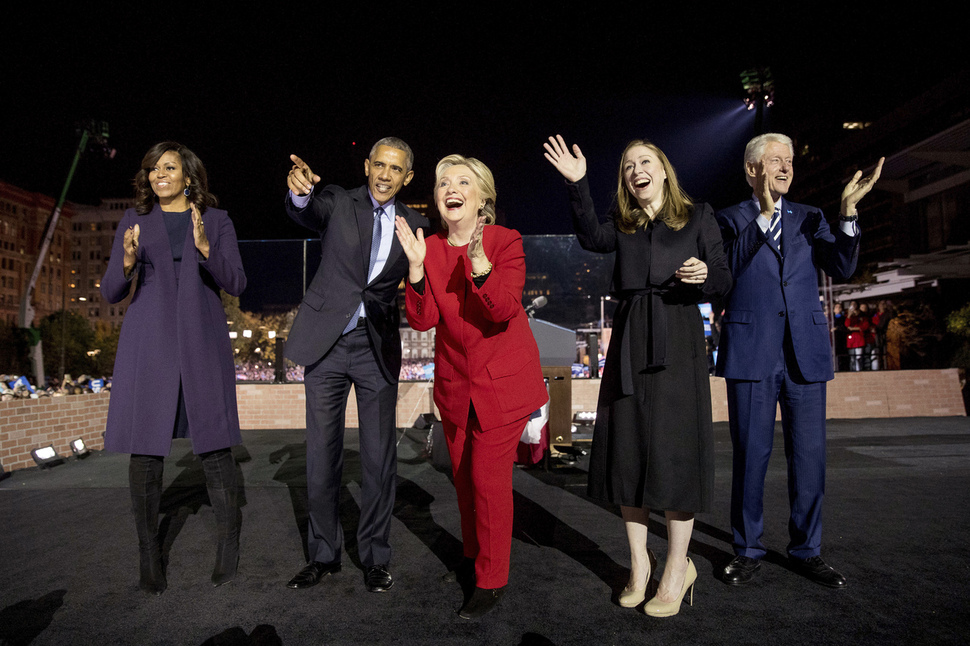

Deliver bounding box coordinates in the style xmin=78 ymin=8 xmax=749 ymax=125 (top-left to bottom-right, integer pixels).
xmin=284 ymin=184 xmax=429 ymax=382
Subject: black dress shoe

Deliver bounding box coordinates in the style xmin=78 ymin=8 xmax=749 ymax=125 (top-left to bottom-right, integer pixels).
xmin=721 ymin=555 xmax=762 ymax=585
xmin=441 ymin=557 xmax=475 ymax=585
xmin=286 ymin=561 xmax=341 ymax=589
xmin=790 ymin=555 xmax=847 ymax=588
xmin=365 ymin=564 xmax=394 ymax=592
xmin=458 ymin=586 xmax=505 ymax=619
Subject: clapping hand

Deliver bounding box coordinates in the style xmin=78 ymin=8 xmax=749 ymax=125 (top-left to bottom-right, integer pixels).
xmin=754 ymin=160 xmax=775 ymax=218
xmin=287 ymin=154 xmax=321 ymax=196
xmin=543 ymin=135 xmax=587 ymax=183
xmin=841 ymin=157 xmax=884 ymax=216
xmin=123 ymin=223 xmax=140 ymax=276
xmin=466 ymin=215 xmax=492 ymax=276
xmin=395 ymin=215 xmax=426 ymax=283
xmin=191 ymin=203 xmax=209 ymax=259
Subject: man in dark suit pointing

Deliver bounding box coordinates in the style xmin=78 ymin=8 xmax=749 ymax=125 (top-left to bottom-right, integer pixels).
xmin=715 ymin=133 xmax=882 ymax=588
xmin=283 ymin=137 xmax=428 ymax=593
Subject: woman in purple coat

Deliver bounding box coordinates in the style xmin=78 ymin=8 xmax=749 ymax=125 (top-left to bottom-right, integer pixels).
xmin=101 ymin=142 xmax=247 ymax=595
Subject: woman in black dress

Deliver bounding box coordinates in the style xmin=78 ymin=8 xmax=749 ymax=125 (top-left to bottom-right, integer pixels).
xmin=544 ymin=135 xmax=731 ymax=617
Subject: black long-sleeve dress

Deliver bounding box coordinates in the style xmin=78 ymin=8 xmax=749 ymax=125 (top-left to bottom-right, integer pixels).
xmin=568 ymin=176 xmax=732 ymax=512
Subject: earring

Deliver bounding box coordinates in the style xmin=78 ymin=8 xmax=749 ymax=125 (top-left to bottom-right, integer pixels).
xmin=183 ymin=187 xmax=191 ymax=197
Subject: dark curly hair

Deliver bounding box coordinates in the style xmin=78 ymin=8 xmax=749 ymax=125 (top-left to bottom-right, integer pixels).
xmin=133 ymin=142 xmax=218 ymax=215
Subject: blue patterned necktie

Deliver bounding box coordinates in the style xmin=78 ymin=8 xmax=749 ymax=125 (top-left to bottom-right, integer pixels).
xmin=345 ymin=206 xmax=385 ymax=333
xmin=368 ymin=206 xmax=385 ymax=279
xmin=768 ymin=207 xmax=782 ymax=254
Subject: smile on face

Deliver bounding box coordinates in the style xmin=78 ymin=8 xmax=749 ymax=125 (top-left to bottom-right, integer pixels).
xmin=365 ymin=145 xmax=414 ymax=205
xmin=149 ymin=151 xmax=190 ymax=208
xmin=622 ymin=145 xmax=667 ymax=212
xmin=754 ymin=141 xmax=794 ymax=199
xmin=435 ymin=164 xmax=484 ymax=228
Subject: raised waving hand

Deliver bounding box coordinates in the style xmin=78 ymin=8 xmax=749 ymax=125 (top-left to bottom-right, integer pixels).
xmin=841 ymin=157 xmax=885 ymax=216
xmin=543 ymin=134 xmax=587 ymax=183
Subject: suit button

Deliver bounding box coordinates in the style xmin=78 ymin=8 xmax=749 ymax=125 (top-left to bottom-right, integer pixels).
xmin=783 ymin=281 xmax=789 ymax=286
xmin=779 ymin=311 xmax=785 ymax=317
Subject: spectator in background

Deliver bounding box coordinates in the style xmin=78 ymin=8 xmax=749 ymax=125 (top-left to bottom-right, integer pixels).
xmin=845 ymin=302 xmax=868 ymax=372
xmin=832 ymin=302 xmax=848 ymax=372
xmin=859 ymin=303 xmax=876 ymax=370
xmin=872 ymin=300 xmax=895 ymax=370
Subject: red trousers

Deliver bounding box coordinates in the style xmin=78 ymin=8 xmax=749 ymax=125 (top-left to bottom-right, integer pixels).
xmin=443 ymin=408 xmax=530 ymax=589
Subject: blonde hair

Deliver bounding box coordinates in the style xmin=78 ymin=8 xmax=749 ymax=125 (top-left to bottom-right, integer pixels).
xmin=434 ymin=154 xmax=497 ymax=228
xmin=615 ymin=140 xmax=692 ymax=233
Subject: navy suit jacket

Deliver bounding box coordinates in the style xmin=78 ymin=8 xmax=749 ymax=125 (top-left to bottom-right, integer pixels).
xmin=284 ymin=185 xmax=429 ymax=382
xmin=714 ymin=197 xmax=859 ymax=383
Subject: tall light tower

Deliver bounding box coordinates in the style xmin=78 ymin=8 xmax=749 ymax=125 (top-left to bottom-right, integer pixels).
xmin=740 ymin=67 xmax=775 ymax=135
xmin=18 ymin=120 xmax=115 ymax=386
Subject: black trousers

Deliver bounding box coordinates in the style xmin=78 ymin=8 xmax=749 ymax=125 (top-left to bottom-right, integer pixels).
xmin=302 ymin=326 xmax=398 ymax=567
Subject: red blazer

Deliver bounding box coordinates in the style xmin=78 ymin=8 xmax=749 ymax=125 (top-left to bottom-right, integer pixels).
xmin=405 ymin=226 xmax=548 ymax=432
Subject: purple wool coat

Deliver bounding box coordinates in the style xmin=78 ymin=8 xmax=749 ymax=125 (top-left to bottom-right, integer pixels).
xmin=101 ymin=204 xmax=247 ymax=456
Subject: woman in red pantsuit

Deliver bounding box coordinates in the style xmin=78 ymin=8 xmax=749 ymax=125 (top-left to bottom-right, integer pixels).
xmin=395 ymin=154 xmax=548 ymax=619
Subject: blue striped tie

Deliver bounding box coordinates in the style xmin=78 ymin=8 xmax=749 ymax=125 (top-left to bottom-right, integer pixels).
xmin=344 ymin=206 xmax=385 ymax=333
xmin=768 ymin=207 xmax=782 ymax=254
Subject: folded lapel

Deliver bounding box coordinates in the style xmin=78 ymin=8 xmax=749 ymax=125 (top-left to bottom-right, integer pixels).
xmin=354 ymin=188 xmax=374 ymax=280
xmin=380 ymin=206 xmax=406 ymax=281
xmin=780 ymin=198 xmax=798 ymax=259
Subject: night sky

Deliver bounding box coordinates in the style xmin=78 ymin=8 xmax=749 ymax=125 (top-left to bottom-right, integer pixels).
xmin=3 ymin=7 xmax=965 ymax=240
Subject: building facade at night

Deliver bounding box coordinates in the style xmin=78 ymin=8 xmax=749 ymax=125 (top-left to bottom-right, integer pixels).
xmin=0 ymin=181 xmax=72 ymax=326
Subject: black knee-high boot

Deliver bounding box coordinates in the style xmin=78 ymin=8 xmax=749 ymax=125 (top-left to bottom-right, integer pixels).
xmin=129 ymin=454 xmax=166 ymax=595
xmin=202 ymin=448 xmax=239 ymax=587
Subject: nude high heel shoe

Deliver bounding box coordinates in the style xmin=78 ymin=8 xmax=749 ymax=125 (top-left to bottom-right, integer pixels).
xmin=644 ymin=557 xmax=696 ymax=617
xmin=618 ymin=548 xmax=657 ymax=608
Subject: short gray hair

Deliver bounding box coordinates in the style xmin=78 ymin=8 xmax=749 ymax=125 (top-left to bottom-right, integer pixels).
xmin=369 ymin=137 xmax=414 ymax=171
xmin=743 ymin=133 xmax=793 ymax=185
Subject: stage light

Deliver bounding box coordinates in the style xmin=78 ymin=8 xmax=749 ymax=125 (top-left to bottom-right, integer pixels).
xmin=243 ymin=330 xmax=252 ymax=338
xmin=268 ymin=331 xmax=276 ymax=339
xmin=229 ymin=331 xmax=238 ymax=339
xmin=31 ymin=445 xmax=65 ymax=469
xmin=71 ymin=438 xmax=90 ymax=458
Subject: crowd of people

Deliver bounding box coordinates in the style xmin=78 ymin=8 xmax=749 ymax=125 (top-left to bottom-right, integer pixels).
xmin=1 ymin=374 xmax=110 ymax=400
xmin=832 ymin=299 xmax=897 ymax=371
xmin=232 ymin=359 xmax=430 ymax=382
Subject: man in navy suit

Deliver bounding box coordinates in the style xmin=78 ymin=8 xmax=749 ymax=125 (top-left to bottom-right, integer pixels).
xmin=282 ymin=138 xmax=428 ymax=593
xmin=715 ymin=133 xmax=883 ymax=588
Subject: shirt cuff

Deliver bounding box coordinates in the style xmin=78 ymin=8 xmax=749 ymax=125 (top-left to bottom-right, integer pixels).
xmin=289 ymin=188 xmax=313 ymax=209
xmin=839 ymin=220 xmax=859 ymax=236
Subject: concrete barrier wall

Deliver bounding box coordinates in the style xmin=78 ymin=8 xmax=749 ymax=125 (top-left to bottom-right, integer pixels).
xmin=2 ymin=369 xmax=964 ymax=472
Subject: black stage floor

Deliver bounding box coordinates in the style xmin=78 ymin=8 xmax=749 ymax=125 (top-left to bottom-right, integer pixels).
xmin=2 ymin=417 xmax=969 ymax=645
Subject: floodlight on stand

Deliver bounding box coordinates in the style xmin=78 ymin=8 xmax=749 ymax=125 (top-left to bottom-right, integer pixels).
xmin=31 ymin=445 xmax=65 ymax=469
xmin=71 ymin=438 xmax=90 ymax=458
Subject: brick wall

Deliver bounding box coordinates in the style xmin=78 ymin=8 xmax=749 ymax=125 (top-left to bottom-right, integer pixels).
xmin=2 ymin=369 xmax=963 ymax=473
xmin=575 ymin=370 xmax=965 ymax=421
xmin=1 ymin=392 xmax=110 ymax=472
